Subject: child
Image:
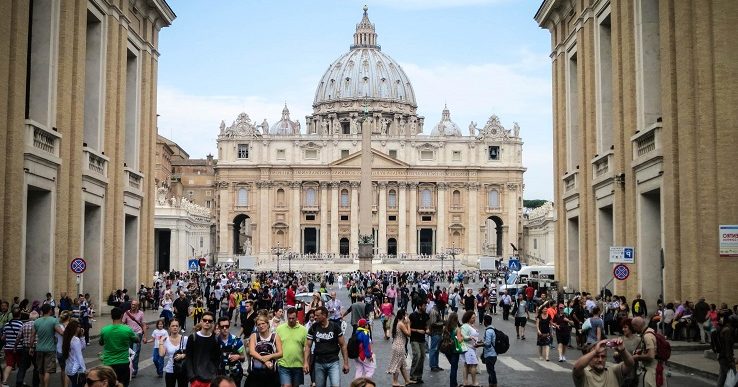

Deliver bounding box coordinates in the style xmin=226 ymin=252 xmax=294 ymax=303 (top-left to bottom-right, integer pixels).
xmin=151 ymin=319 xmax=168 ymax=377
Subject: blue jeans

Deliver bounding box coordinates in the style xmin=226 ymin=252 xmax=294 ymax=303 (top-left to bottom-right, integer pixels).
xmin=314 ymin=360 xmax=340 ymax=387
xmin=153 ymin=347 xmax=165 ymax=376
xmin=484 ymin=355 xmax=498 ymax=384
xmin=444 ymin=351 xmax=460 ymax=387
xmin=131 ymin=334 xmax=143 ymax=375
xmin=428 ymin=334 xmax=441 ymax=369
xmin=278 ymin=366 xmax=304 ymax=385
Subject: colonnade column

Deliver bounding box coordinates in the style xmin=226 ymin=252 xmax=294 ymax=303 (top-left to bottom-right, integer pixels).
xmin=467 ymin=182 xmax=479 ymax=258
xmin=437 ymin=183 xmax=447 ymax=252
xmin=257 ymin=181 xmax=270 ymax=256
xmin=350 ymin=181 xmax=359 ymax=254
xmin=217 ymin=182 xmax=231 ymax=259
xmin=319 ymin=182 xmax=329 ymax=254
xmin=330 ymin=182 xmax=339 ymax=255
xmin=398 ymin=182 xmax=407 ymax=255
xmin=408 ymin=182 xmax=418 ymax=256
xmin=291 ymin=182 xmax=301 ymax=253
xmin=378 ymin=182 xmax=387 ymax=254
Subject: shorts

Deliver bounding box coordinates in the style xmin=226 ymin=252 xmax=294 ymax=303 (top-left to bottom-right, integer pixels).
xmin=4 ymin=350 xmax=20 ymax=368
xmin=463 ymin=349 xmax=479 ymax=365
xmin=515 ymin=317 xmax=527 ymax=327
xmin=35 ymin=351 xmax=57 ymax=374
xmin=278 ymin=366 xmax=304 ymax=385
xmin=556 ymin=333 xmax=571 ymax=345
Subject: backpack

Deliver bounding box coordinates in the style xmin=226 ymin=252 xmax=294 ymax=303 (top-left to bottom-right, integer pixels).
xmin=439 ymin=327 xmax=457 ymax=355
xmin=645 ymin=330 xmax=671 ymax=361
xmin=486 ymin=327 xmax=510 ymax=354
xmin=347 ymin=331 xmax=360 ymax=359
xmin=250 ymin=333 xmax=277 ymax=372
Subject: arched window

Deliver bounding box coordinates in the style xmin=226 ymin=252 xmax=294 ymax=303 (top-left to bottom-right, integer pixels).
xmin=388 ymin=190 xmax=397 ymax=208
xmin=276 ymin=188 xmax=285 ymax=206
xmin=340 ymin=189 xmax=349 ymax=207
xmin=488 ymin=190 xmax=499 ymax=209
xmin=306 ymin=187 xmax=316 ymax=206
xmin=238 ymin=188 xmax=248 ymax=206
xmin=421 ymin=189 xmax=432 ymax=208
xmin=452 ymin=190 xmax=461 ymax=207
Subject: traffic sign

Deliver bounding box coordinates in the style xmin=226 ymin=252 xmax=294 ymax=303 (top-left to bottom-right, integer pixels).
xmin=199 ymin=257 xmax=207 ymax=267
xmin=609 ymin=246 xmax=635 ymax=264
xmin=70 ymin=258 xmax=87 ymax=274
xmin=613 ymin=264 xmax=630 ymax=281
xmin=508 ymin=259 xmax=521 ymax=272
xmin=188 ymin=259 xmax=199 ymax=271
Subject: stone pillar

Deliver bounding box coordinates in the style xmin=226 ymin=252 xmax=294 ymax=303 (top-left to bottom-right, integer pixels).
xmin=398 ymin=182 xmax=407 ymax=255
xmin=258 ymin=181 xmax=270 ymax=256
xmin=378 ymin=182 xmax=387 ymax=254
xmin=319 ymin=181 xmax=329 ymax=254
xmin=330 ymin=182 xmax=339 ymax=254
xmin=467 ymin=182 xmax=479 ymax=257
xmin=350 ymin=181 xmax=359 ymax=255
xmin=437 ymin=183 xmax=447 ymax=252
xmin=217 ymin=182 xmax=231 ymax=260
xmin=408 ymin=182 xmax=418 ymax=256
xmin=291 ymin=181 xmax=301 ymax=253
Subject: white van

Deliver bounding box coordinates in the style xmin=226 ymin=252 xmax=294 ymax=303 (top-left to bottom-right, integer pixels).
xmin=517 ymin=265 xmax=555 ymax=282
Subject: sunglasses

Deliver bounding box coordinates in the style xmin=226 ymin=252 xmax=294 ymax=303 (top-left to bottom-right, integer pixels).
xmin=219 ymin=325 xmax=230 ymax=328
xmin=202 ymin=319 xmax=214 ymax=323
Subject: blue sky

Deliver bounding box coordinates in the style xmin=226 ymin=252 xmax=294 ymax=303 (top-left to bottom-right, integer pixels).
xmin=157 ymin=0 xmax=554 ymax=200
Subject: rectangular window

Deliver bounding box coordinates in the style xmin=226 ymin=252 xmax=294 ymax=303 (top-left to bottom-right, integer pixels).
xmin=26 ymin=0 xmax=58 ymax=127
xmin=421 ymin=215 xmax=432 ymax=222
xmin=388 ymin=215 xmax=397 ymax=221
xmin=200 ymin=237 xmax=203 ymax=248
xmin=420 ymin=150 xmax=434 ymax=160
xmin=238 ymin=144 xmax=249 ymax=159
xmin=305 ymin=149 xmax=318 ymax=159
xmin=342 ymin=122 xmax=350 ymax=135
xmin=341 ymin=149 xmax=349 ymax=158
xmin=276 ymin=149 xmax=286 ymax=160
xmin=238 ymin=188 xmax=248 ymax=206
xmin=452 ymin=151 xmax=461 ymax=161
xmin=206 ymin=200 xmax=211 ymax=208
xmin=567 ymin=49 xmax=580 ymax=169
xmin=389 ymin=150 xmax=397 ymax=158
xmin=488 ymin=146 xmax=500 ymax=160
xmin=340 ymin=215 xmax=349 ymax=221
xmin=534 ymin=238 xmax=538 ymax=249
xmin=84 ymin=7 xmax=104 ymax=150
xmin=124 ymin=47 xmax=140 ymax=168
xmin=206 ymin=190 xmax=211 ymax=196
xmin=596 ymin=10 xmax=613 ymax=153
xmin=305 ymin=214 xmax=315 ymax=221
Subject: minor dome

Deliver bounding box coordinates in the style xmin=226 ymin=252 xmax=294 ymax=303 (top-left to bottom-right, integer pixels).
xmin=431 ymin=105 xmax=462 ymax=136
xmin=313 ymin=7 xmax=416 ymax=108
xmin=270 ymin=104 xmax=300 ymax=136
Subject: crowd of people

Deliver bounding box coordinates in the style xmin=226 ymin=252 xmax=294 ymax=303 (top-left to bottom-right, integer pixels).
xmin=0 ymin=267 xmax=737 ymax=387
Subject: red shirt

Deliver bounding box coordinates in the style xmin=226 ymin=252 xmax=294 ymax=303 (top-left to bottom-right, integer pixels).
xmin=286 ymin=288 xmax=296 ymax=306
xmin=525 ymin=286 xmax=535 ymax=300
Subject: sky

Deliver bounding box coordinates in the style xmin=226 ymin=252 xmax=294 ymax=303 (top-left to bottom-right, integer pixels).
xmin=157 ymin=0 xmax=554 ymax=200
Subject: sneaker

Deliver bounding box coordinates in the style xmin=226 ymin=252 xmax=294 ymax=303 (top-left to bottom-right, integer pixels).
xmin=562 ymin=356 xmax=567 ymax=361
xmin=521 ymin=336 xmax=526 ymax=340
xmin=558 ymin=358 xmax=564 ymax=362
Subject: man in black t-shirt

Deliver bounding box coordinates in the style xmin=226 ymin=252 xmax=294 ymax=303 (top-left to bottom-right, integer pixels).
xmin=173 ymin=292 xmax=190 ymax=330
xmin=463 ymin=288 xmax=476 ymax=312
xmin=304 ymin=306 xmax=349 ymax=387
xmin=408 ymin=300 xmax=430 ymax=384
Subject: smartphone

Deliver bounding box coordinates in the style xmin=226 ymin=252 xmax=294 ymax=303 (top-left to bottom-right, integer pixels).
xmin=605 ymin=340 xmax=617 ymax=348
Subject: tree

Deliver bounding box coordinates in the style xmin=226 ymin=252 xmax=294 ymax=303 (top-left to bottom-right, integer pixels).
xmin=523 ymin=199 xmax=548 ymax=209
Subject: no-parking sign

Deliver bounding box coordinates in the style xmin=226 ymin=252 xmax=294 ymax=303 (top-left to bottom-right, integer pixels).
xmin=70 ymin=258 xmax=87 ymax=274
xmin=613 ymin=264 xmax=630 ymax=281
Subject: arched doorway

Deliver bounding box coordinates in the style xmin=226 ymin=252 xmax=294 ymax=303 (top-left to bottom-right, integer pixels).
xmin=339 ymin=238 xmax=350 ymax=255
xmin=387 ymin=238 xmax=397 ymax=256
xmin=486 ymin=216 xmax=503 ymax=256
xmin=233 ymin=214 xmax=251 ymax=254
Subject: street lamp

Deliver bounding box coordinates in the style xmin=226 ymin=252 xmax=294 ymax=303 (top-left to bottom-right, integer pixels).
xmin=445 ymin=242 xmax=462 ymax=275
xmin=271 ymin=242 xmax=286 ymax=273
xmin=437 ymin=251 xmax=447 ymax=273
xmin=286 ymin=251 xmax=295 ymax=273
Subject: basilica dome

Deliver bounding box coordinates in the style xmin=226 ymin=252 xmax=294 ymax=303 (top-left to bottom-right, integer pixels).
xmin=313 ymin=7 xmax=416 ymax=108
xmin=269 ymin=104 xmax=300 ymax=136
xmin=431 ymin=105 xmax=462 ymax=137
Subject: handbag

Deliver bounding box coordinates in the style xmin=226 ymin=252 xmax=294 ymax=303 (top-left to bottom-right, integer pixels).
xmin=725 ymin=368 xmax=738 ymax=387
xmin=172 ymin=336 xmax=186 ymax=375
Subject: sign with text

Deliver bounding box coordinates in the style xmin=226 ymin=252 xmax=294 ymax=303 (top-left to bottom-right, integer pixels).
xmin=609 ymin=246 xmax=635 ymax=264
xmin=719 ymin=225 xmax=738 ymax=257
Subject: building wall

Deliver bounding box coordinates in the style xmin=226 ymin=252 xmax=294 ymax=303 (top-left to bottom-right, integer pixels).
xmin=536 ymin=0 xmax=738 ymax=307
xmin=0 ymin=0 xmax=174 ymax=304
xmin=522 ymin=202 xmax=556 ymax=265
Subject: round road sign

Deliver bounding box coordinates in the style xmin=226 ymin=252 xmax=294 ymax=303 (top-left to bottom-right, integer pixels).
xmin=613 ymin=264 xmax=630 ymax=281
xmin=199 ymin=257 xmax=207 ymax=267
xmin=70 ymin=257 xmax=87 ymax=274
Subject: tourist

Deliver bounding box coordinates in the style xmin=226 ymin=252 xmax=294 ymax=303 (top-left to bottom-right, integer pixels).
xmin=427 ymin=299 xmax=445 ymax=372
xmin=209 ymin=375 xmax=236 ymax=387
xmin=618 ymin=319 xmax=640 ymax=387
xmin=184 ymin=312 xmax=221 ymax=387
xmin=121 ymin=300 xmax=148 ymax=377
xmin=343 ymin=295 xmax=367 ymax=337
xmin=536 ymin=306 xmax=552 ymax=361
xmin=173 ymin=292 xmax=190 ymax=331
xmin=99 ymin=307 xmax=139 ymax=387
xmin=500 ymin=290 xmax=513 ymax=321
xmin=349 ymin=377 xmax=375 ymax=387
xmin=380 ymin=297 xmax=394 ymax=340
xmin=160 ymin=293 xmax=174 ymax=325
xmin=386 ymin=309 xmax=411 ymax=387
xmin=460 ymin=311 xmax=480 ymax=387
xmin=572 ymin=339 xmax=633 ymax=386
xmin=151 ymin=319 xmax=168 ymax=377
xmin=55 ymin=311 xmax=72 ymax=387
xmin=1 ymin=308 xmax=24 ymax=387
xmin=304 ymin=306 xmax=349 ymax=387
xmin=158 ymin=319 xmax=188 ymax=387
xmin=60 ymin=319 xmax=86 ymax=387
xmin=481 ymin=314 xmax=498 ymax=387
xmin=276 ymin=307 xmax=308 ymax=387
xmin=246 ymin=315 xmax=281 ymax=386
xmin=553 ymin=304 xmax=573 ymax=362
xmin=716 ymin=315 xmax=736 ymax=387
xmin=514 ymin=294 xmax=529 ymax=340
xmin=85 ymin=365 xmax=121 ymax=387
xmin=585 ymin=306 xmax=605 ymax=345
xmin=216 ymin=316 xmax=245 ymax=386
xmin=408 ymin=299 xmax=429 ymax=384
xmin=353 ymin=319 xmax=375 ymax=379
xmin=31 ymin=304 xmax=65 ymax=387
xmin=326 ymin=292 xmax=343 ymax=326
xmin=631 ymin=317 xmax=659 ymax=387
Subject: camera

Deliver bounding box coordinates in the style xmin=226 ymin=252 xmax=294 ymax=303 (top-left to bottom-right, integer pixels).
xmin=605 ymin=340 xmax=617 ymax=348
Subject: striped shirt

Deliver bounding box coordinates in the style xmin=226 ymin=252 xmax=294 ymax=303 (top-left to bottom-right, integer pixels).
xmin=2 ymin=319 xmax=24 ymax=350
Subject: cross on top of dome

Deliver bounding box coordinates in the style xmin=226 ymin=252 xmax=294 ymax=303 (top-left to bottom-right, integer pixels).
xmin=352 ymin=6 xmax=379 ymax=50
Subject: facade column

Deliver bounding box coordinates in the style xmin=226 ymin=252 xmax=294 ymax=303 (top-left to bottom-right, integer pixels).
xmin=258 ymin=181 xmax=270 ymax=256
xmin=330 ymin=182 xmax=340 ymax=255
xmin=467 ymin=182 xmax=479 ymax=258
xmin=217 ymin=182 xmax=231 ymax=260
xmin=437 ymin=182 xmax=447 ymax=252
xmin=291 ymin=181 xmax=302 ymax=253
xmin=408 ymin=182 xmax=418 ymax=256
xmin=378 ymin=182 xmax=387 ymax=254
xmin=319 ymin=181 xmax=329 ymax=254
xmin=506 ymin=183 xmax=519 ymax=258
xmin=398 ymin=182 xmax=407 ymax=255
xmin=350 ymin=181 xmax=360 ymax=255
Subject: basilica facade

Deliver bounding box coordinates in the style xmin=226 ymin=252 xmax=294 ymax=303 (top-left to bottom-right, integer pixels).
xmin=213 ymin=8 xmax=526 ymax=265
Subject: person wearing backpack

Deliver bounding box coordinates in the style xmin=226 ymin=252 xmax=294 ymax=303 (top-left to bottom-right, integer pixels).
xmin=631 ymin=316 xmax=663 ymax=387
xmin=481 ymin=314 xmax=499 ymax=387
xmin=352 ymin=319 xmax=375 ymax=379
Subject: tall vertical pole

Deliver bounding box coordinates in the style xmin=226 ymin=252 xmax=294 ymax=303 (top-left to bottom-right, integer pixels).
xmin=358 ymin=99 xmax=374 ymax=272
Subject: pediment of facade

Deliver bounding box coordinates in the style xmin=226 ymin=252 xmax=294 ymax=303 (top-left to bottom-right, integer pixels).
xmin=329 ymin=149 xmax=409 ymax=168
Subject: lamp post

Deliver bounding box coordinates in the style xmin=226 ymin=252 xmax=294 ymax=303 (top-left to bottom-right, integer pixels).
xmin=287 ymin=251 xmax=295 ymax=273
xmin=437 ymin=251 xmax=447 ymax=273
xmin=271 ymin=242 xmax=286 ymax=273
xmin=445 ymin=242 xmax=462 ymax=275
